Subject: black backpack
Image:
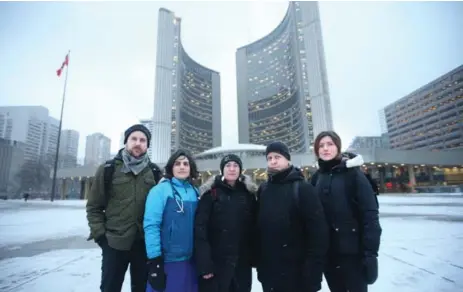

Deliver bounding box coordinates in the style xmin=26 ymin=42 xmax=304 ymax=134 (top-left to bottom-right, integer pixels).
xmin=311 ymin=168 xmax=379 ymax=215
xmin=103 ymin=159 xmax=162 ymax=206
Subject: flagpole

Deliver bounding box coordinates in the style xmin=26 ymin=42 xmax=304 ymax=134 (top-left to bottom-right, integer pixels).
xmin=51 ymin=50 xmax=70 ymax=202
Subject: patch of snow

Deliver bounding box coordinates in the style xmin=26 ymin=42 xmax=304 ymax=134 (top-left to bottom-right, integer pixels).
xmin=0 ymin=208 xmax=88 ymax=248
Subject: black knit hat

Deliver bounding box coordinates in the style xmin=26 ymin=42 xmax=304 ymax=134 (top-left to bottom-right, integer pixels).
xmin=220 ymin=154 xmax=243 ymax=174
xmin=124 ymin=124 xmax=151 ymax=147
xmin=265 ymin=141 xmax=291 ymax=161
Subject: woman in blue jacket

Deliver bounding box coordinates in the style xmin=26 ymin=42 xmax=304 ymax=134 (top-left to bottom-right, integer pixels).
xmin=144 ymin=149 xmax=199 ymax=292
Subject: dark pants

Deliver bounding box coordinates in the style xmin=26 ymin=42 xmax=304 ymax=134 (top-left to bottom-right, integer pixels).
xmin=100 ymin=239 xmax=147 ymax=292
xmin=324 ymin=255 xmax=368 ymax=292
xmin=261 ymin=282 xmax=303 ymax=292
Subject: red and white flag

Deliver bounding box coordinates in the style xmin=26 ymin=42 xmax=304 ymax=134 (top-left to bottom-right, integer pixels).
xmin=56 ymin=53 xmax=69 ymax=77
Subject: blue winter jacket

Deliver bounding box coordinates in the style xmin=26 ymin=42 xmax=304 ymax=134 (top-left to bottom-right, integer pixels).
xmin=144 ymin=177 xmax=199 ymax=262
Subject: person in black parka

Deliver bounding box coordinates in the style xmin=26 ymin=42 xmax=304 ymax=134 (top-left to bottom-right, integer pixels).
xmin=363 ymin=170 xmax=379 ymax=196
xmin=256 ymin=142 xmax=329 ymax=292
xmin=311 ymin=131 xmax=382 ymax=292
xmin=194 ymin=154 xmax=258 ymax=292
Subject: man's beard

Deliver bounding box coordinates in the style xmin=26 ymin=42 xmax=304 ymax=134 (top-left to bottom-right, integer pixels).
xmin=128 ymin=147 xmax=146 ymax=158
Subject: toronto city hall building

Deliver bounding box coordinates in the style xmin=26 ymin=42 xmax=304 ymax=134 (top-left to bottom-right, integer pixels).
xmin=52 ymin=4 xmax=463 ymax=200
xmin=236 ymin=1 xmax=333 ymax=153
xmin=152 ymin=8 xmax=222 ymax=163
xmin=381 ymin=65 xmax=463 ymax=151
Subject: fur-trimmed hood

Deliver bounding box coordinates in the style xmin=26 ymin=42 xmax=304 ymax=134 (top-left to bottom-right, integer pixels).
xmin=341 ymin=152 xmax=364 ymax=168
xmin=315 ymin=152 xmax=364 ymax=169
xmin=199 ymin=174 xmax=258 ymax=198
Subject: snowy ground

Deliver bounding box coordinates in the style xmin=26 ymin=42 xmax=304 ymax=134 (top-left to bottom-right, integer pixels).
xmin=0 ymin=194 xmax=462 ymax=292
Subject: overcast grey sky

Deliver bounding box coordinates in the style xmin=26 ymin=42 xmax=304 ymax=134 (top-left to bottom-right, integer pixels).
xmin=1 ymin=1 xmax=462 ymax=158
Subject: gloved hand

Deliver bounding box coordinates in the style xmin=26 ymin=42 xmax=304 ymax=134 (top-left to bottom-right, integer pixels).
xmin=95 ymin=235 xmax=107 ymax=248
xmin=301 ymin=261 xmax=323 ymax=292
xmin=147 ymin=256 xmax=166 ymax=291
xmin=199 ymin=275 xmax=218 ymax=291
xmin=363 ymin=256 xmax=378 ymax=284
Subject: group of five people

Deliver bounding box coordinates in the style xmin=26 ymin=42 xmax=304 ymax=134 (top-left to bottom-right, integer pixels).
xmin=86 ymin=124 xmax=382 ymax=292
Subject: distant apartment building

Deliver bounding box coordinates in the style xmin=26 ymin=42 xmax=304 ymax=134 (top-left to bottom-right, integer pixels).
xmin=347 ymin=135 xmax=390 ymax=151
xmin=382 ymin=65 xmax=463 ymax=150
xmin=59 ymin=129 xmax=79 ymax=169
xmin=84 ymin=133 xmax=111 ymax=165
xmin=378 ymin=108 xmax=388 ymax=135
xmin=0 ymin=138 xmax=25 ymax=193
xmin=0 ymin=106 xmax=59 ymax=162
xmin=380 ymin=133 xmax=390 ymax=149
xmin=46 ymin=117 xmax=59 ymax=160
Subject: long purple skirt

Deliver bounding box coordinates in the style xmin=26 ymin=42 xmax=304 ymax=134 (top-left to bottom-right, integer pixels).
xmin=146 ymin=259 xmax=198 ymax=292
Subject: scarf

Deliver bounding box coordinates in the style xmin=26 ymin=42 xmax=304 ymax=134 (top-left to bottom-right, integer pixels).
xmin=120 ymin=149 xmax=150 ymax=175
xmin=267 ymin=165 xmax=293 ymax=182
xmin=318 ymin=157 xmax=342 ymax=173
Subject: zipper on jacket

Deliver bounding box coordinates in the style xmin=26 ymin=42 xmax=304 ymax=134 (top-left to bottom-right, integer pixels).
xmin=328 ymin=172 xmax=339 ymax=231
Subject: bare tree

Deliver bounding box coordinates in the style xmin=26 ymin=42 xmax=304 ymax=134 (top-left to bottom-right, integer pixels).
xmin=15 ymin=155 xmax=53 ymax=194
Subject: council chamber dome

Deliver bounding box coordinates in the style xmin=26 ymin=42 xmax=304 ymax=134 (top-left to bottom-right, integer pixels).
xmin=235 ymin=1 xmax=333 ymax=154
xmin=152 ymin=8 xmax=221 ymax=164
xmin=195 ymin=143 xmax=267 ymax=160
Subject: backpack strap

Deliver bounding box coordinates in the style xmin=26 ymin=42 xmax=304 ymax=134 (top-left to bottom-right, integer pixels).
xmin=148 ymin=162 xmax=162 ymax=184
xmin=193 ymin=187 xmax=200 ymax=199
xmin=210 ymin=188 xmax=219 ymax=201
xmin=347 ymin=168 xmax=379 ymax=209
xmin=345 ymin=168 xmax=361 ymax=222
xmin=103 ymin=159 xmax=116 ymax=208
xmin=310 ymin=171 xmax=319 ymax=187
xmin=257 ymin=182 xmax=267 ymax=201
xmin=292 ymin=181 xmax=301 ymax=210
xmin=260 ymin=182 xmax=268 ymax=193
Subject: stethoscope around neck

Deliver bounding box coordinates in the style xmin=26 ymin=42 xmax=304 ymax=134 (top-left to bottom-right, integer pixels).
xmin=170 ymin=182 xmax=185 ymax=213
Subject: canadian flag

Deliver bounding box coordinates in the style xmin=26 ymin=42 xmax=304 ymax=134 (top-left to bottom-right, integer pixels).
xmin=56 ymin=53 xmax=69 ymax=77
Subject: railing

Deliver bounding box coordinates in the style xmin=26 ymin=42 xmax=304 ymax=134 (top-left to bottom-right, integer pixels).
xmin=415 ymin=185 xmax=463 ymax=194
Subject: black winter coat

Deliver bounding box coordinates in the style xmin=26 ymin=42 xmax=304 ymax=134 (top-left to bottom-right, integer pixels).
xmin=194 ymin=175 xmax=258 ymax=292
xmin=256 ymin=166 xmax=329 ymax=292
xmin=312 ymin=155 xmax=382 ymax=258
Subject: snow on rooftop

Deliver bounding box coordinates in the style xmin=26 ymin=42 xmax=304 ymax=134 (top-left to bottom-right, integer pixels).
xmin=197 ymin=143 xmax=266 ymax=156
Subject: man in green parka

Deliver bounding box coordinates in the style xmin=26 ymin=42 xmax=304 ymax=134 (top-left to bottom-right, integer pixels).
xmin=86 ymin=124 xmax=161 ymax=292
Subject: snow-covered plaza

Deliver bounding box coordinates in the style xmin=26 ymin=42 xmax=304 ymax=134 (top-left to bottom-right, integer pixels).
xmin=0 ymin=194 xmax=462 ymax=292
